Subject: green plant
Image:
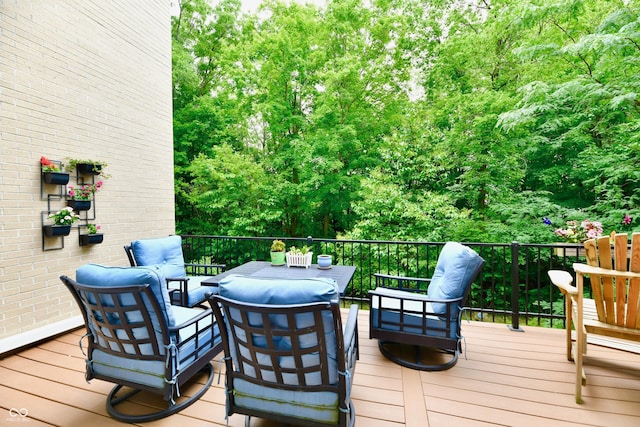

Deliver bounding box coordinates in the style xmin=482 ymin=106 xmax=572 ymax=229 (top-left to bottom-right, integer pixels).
xmin=65 ymin=158 xmax=111 ymax=178
xmin=48 ymin=207 xmax=80 ymax=225
xmin=87 ymin=224 xmax=101 ymax=234
xmin=288 ymin=245 xmax=310 ymax=255
xmin=270 ymin=239 xmax=286 ymax=252
xmin=40 ymin=156 xmax=61 ymax=173
xmin=68 ymin=181 xmax=103 ymax=200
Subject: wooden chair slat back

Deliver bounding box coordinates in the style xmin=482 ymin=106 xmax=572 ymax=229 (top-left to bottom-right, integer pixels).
xmin=628 ymin=233 xmax=640 ymax=328
xmin=584 ymin=233 xmax=640 ymax=330
xmin=614 ymin=233 xmax=628 ymax=326
xmin=584 ymin=239 xmax=605 ymax=322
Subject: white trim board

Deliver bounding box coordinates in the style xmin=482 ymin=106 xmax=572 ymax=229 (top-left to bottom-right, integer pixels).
xmin=0 ymin=315 xmax=83 ymax=356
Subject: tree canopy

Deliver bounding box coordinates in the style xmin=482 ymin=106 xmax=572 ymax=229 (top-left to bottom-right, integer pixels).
xmin=171 ymin=0 xmax=640 ymax=243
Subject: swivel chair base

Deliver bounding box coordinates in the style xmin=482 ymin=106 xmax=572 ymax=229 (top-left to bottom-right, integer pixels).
xmin=106 ymin=363 xmax=214 ymax=423
xmin=378 ymin=340 xmax=459 ymax=371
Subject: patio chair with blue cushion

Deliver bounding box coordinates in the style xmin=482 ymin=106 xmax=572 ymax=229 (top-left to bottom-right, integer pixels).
xmin=124 ymin=235 xmax=225 ymax=307
xmin=60 ymin=264 xmax=223 ymax=422
xmin=369 ymin=242 xmax=484 ymax=370
xmin=210 ymin=275 xmax=359 ymax=427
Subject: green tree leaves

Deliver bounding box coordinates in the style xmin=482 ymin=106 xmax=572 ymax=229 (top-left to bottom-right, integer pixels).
xmin=172 ymin=0 xmax=640 ymax=242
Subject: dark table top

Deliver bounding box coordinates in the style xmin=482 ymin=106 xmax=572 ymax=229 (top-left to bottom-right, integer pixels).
xmin=201 ymin=261 xmax=356 ymax=295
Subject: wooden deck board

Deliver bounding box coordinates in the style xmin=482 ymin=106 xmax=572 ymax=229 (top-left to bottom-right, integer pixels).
xmin=1 ymin=310 xmax=640 ymax=426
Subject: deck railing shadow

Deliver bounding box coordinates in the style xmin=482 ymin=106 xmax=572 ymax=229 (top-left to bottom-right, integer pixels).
xmin=181 ymin=235 xmax=591 ymax=332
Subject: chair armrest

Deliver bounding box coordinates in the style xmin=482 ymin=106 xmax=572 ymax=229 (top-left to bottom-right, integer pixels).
xmin=374 ymin=273 xmax=431 ymax=293
xmin=342 ymin=304 xmax=358 ymax=349
xmin=374 ymin=273 xmax=432 ymax=283
xmin=185 ymin=263 xmax=227 ymax=276
xmin=373 ymin=273 xmax=431 ymax=283
xmin=169 ymin=306 xmax=215 ymax=331
xmin=548 ymin=270 xmax=577 ymax=295
xmin=369 ymin=287 xmax=459 ymax=303
xmin=166 ymin=277 xmax=189 ymax=283
xmin=573 ymin=263 xmax=640 ymax=279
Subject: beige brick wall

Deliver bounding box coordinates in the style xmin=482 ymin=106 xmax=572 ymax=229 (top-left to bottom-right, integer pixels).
xmin=0 ymin=1 xmax=176 ymax=352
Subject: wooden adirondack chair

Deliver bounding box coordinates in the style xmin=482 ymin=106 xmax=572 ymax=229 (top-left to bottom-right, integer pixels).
xmin=548 ymin=232 xmax=640 ymax=403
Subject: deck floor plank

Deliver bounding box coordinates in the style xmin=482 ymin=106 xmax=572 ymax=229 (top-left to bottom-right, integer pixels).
xmin=1 ymin=311 xmax=639 ymax=426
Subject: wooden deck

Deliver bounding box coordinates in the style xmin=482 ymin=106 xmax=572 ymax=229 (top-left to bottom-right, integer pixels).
xmin=1 ymin=310 xmax=640 ymax=427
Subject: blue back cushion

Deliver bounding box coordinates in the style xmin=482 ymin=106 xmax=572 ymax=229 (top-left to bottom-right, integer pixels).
xmin=218 ymin=275 xmax=339 ymax=304
xmin=131 ymin=235 xmax=186 ymax=278
xmin=427 ymin=242 xmax=483 ymax=313
xmin=76 ymin=264 xmax=175 ymax=327
xmin=218 ymin=275 xmax=339 ymax=385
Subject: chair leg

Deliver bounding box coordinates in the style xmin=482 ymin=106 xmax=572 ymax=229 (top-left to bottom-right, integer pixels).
xmin=565 ymin=295 xmax=573 ymax=361
xmin=575 ymin=330 xmax=584 ymax=404
xmin=106 ymin=363 xmax=215 ymax=422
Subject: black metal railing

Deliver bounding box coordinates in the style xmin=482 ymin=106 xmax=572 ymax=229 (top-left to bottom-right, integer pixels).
xmin=181 ymin=235 xmax=587 ymax=331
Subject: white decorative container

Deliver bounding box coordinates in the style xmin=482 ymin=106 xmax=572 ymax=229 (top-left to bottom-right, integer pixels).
xmin=286 ymin=251 xmax=313 ymax=268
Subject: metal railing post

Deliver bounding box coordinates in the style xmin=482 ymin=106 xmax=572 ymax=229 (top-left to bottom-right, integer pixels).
xmin=509 ymin=241 xmax=524 ymax=332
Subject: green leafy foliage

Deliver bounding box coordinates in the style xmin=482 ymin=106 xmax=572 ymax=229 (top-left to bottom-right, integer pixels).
xmin=172 ymin=0 xmax=640 ymax=243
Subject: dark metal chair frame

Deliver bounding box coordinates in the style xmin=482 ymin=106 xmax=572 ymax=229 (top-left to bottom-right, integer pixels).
xmin=61 ymin=275 xmax=221 ymax=422
xmin=211 ymin=295 xmax=358 ymax=427
xmin=124 ymin=244 xmax=226 ymax=307
xmin=369 ymin=259 xmax=484 ymax=371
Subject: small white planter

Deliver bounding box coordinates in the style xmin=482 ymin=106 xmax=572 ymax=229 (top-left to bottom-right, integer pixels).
xmin=286 ymin=251 xmax=313 ymax=268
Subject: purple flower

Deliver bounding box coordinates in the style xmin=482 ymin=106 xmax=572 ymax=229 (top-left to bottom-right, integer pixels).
xmin=543 ymin=217 xmax=552 ymax=225
xmin=623 ymin=214 xmax=632 ymax=226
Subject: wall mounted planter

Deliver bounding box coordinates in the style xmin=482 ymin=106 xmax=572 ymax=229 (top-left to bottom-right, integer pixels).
xmin=67 ymin=199 xmax=91 ymax=211
xmin=79 ymin=233 xmax=104 ymax=246
xmin=43 ymin=225 xmax=71 ymax=237
xmin=43 ymin=171 xmax=70 ymax=185
xmin=76 ymin=163 xmax=102 ymax=175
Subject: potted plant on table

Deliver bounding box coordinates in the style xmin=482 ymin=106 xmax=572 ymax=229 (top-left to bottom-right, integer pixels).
xmin=80 ymin=223 xmax=104 ymax=246
xmin=67 ymin=181 xmax=103 ymax=211
xmin=44 ymin=207 xmax=80 ymax=237
xmin=286 ymin=245 xmax=313 ymax=268
xmin=270 ymin=239 xmax=286 ymax=266
xmin=41 ymin=156 xmax=70 ymax=185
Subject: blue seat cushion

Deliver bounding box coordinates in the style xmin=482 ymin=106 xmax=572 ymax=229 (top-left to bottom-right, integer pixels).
xmin=130 ymin=235 xmax=186 ymax=278
xmin=233 ymin=378 xmax=339 ymax=425
xmin=426 ymin=242 xmax=483 ymax=313
xmin=370 ymin=307 xmax=458 ymax=339
xmin=218 ymin=275 xmax=338 ymax=304
xmin=76 ymin=264 xmax=175 ymax=327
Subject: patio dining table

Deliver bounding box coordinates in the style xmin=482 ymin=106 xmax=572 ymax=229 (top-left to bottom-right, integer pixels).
xmin=201 ymin=260 xmax=356 ymax=295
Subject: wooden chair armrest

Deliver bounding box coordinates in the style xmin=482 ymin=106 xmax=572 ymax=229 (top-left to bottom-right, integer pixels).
xmin=573 ymin=263 xmax=640 ymax=279
xmin=548 ymin=270 xmax=577 ymax=295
